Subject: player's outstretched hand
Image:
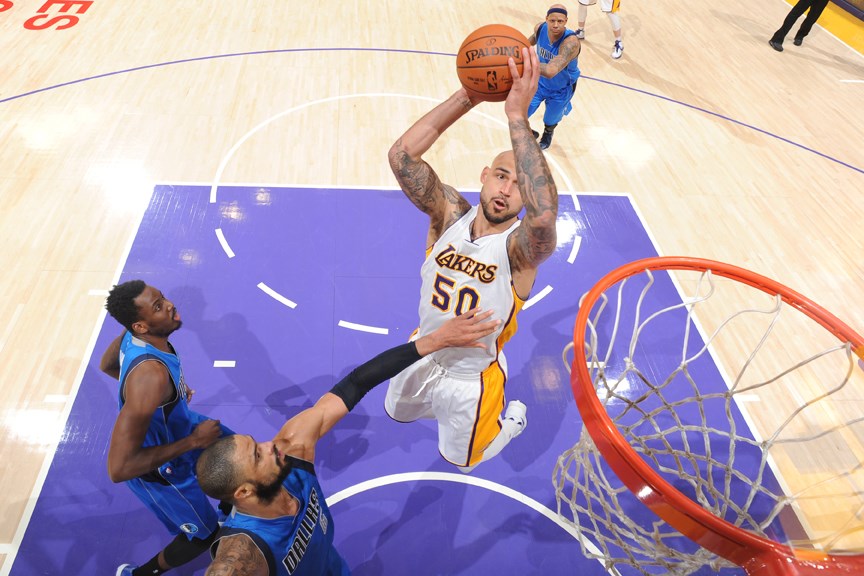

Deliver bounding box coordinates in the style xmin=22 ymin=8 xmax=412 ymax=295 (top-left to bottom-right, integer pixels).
xmin=417 ymin=308 xmax=501 ymax=356
xmin=504 ymin=46 xmax=540 ymax=120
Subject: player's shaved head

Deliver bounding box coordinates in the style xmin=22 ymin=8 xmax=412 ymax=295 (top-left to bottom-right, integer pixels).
xmin=197 ymin=436 xmax=243 ymax=502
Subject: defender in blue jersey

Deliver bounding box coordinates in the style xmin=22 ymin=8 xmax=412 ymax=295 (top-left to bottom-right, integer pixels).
xmin=527 ymin=4 xmax=582 ymax=150
xmin=101 ymin=280 xmax=234 ymax=576
xmin=196 ymin=310 xmax=500 ymax=575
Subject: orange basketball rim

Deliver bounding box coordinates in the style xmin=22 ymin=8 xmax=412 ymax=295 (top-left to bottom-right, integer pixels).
xmin=570 ymin=256 xmax=864 ymax=576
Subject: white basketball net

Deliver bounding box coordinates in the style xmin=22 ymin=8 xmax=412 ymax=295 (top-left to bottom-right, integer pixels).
xmin=554 ymin=266 xmax=864 ymax=575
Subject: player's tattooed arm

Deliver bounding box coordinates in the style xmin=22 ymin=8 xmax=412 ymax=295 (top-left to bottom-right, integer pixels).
xmin=206 ymin=535 xmax=268 ymax=576
xmin=388 ymin=143 xmax=470 ymax=222
xmin=528 ymin=22 xmax=542 ymax=46
xmin=388 ymin=90 xmax=475 ymax=241
xmin=539 ymin=37 xmax=581 ymax=78
xmin=508 ymin=117 xmax=558 ymax=272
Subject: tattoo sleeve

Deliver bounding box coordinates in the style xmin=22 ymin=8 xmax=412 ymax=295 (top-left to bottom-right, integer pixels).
xmin=388 ymin=141 xmax=471 ymax=238
xmin=508 ymin=118 xmax=558 ymax=272
xmin=206 ymin=535 xmax=267 ymax=576
xmin=543 ymin=38 xmax=580 ymax=77
xmin=529 ymin=22 xmax=542 ymax=46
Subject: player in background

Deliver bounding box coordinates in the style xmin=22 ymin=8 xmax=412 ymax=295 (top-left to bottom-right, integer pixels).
xmin=575 ymin=0 xmax=625 ymax=59
xmin=528 ymin=4 xmax=582 ymax=150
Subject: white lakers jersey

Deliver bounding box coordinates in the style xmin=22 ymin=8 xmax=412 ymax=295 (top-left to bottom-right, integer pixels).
xmin=417 ymin=205 xmax=525 ymax=375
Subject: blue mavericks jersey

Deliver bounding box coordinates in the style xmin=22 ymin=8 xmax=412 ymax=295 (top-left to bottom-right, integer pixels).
xmin=118 ymin=332 xmax=207 ymax=475
xmin=535 ymin=23 xmax=580 ymax=93
xmin=214 ymin=457 xmax=349 ymax=576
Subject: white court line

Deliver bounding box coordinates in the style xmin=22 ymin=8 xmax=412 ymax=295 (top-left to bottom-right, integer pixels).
xmin=523 ymin=285 xmax=552 ymax=310
xmin=208 ymin=93 xmax=582 ymax=209
xmin=575 ymin=191 xmax=631 ymax=197
xmin=210 ymin=94 xmax=442 ymax=204
xmin=208 ymin=93 xmax=582 ymax=291
xmin=215 ymin=228 xmax=235 ymax=258
xmin=626 ymin=197 xmax=804 ymax=537
xmin=338 ymin=320 xmax=389 ymax=335
xmin=2 ymin=186 xmax=150 ymax=575
xmin=0 ymin=311 xmax=116 ymax=576
xmin=213 ymin=360 xmax=236 ymax=368
xmin=628 ymin=195 xmax=666 ymax=258
xmin=164 ymin=181 xmax=413 ymax=190
xmin=87 ymin=289 xmax=109 ymax=296
xmin=839 ymin=79 xmax=864 ymax=83
xmin=43 ymin=394 xmax=69 ymax=404
xmin=326 ymin=472 xmax=618 ymax=575
xmin=257 ymin=282 xmax=297 ymax=309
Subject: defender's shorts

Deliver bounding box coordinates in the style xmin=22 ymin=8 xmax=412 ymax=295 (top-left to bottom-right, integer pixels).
xmin=126 ymin=457 xmax=219 ymax=540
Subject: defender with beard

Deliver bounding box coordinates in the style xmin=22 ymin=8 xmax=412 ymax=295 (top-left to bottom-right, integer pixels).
xmin=385 ymin=47 xmax=559 ymax=471
xmin=195 ymin=309 xmax=500 ymax=575
xmin=102 ymin=280 xmax=235 ymax=576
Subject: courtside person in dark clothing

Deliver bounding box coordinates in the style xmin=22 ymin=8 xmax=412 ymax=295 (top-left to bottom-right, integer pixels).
xmin=769 ymin=0 xmax=830 ymax=51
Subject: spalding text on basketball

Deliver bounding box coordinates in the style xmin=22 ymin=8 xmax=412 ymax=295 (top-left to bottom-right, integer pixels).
xmin=463 ymin=45 xmax=523 ymax=64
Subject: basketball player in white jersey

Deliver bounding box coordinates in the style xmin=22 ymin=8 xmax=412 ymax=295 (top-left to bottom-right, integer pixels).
xmin=575 ymin=0 xmax=624 ymax=59
xmin=385 ymin=47 xmax=559 ymax=472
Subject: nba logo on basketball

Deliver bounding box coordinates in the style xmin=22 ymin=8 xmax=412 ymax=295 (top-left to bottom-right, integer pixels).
xmin=486 ymin=71 xmax=498 ymax=90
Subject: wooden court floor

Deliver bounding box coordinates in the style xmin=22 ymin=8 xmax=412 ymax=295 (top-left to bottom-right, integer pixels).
xmin=1 ymin=0 xmax=862 ymax=573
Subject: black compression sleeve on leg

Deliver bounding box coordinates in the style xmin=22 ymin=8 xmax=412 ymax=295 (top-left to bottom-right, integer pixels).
xmin=163 ymin=530 xmax=219 ymax=567
xmin=330 ymin=342 xmax=421 ymax=411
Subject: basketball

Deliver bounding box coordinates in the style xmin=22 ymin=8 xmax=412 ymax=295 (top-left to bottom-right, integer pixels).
xmin=456 ymin=24 xmax=530 ymax=102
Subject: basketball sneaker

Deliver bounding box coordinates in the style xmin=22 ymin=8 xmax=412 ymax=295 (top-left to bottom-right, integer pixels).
xmin=116 ymin=565 xmax=137 ymax=576
xmin=768 ymin=39 xmax=783 ymax=52
xmin=539 ymin=123 xmax=558 ymax=150
xmin=503 ymin=400 xmax=527 ymax=437
xmin=612 ymin=40 xmax=624 ymax=59
xmin=575 ymin=28 xmax=585 ymax=39
xmin=793 ymin=37 xmax=803 ymax=46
